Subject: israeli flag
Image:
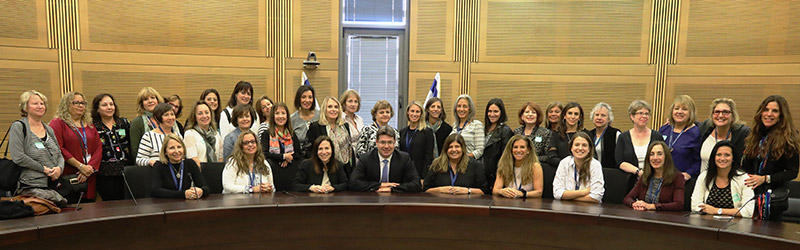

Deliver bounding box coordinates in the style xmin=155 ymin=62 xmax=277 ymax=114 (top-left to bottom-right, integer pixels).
xmin=424 ymin=72 xmax=441 ymax=106
xmin=302 ymin=71 xmax=320 ymax=110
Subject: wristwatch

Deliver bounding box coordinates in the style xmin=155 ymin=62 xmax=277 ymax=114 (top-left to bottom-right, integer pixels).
xmin=467 ymin=188 xmax=471 ymax=195
xmin=248 ymin=187 xmax=254 ymax=193
xmin=766 ymin=175 xmax=771 ymax=184
xmin=717 ymin=208 xmax=723 ymax=215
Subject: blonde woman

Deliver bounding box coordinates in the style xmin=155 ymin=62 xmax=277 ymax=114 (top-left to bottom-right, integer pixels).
xmin=399 ymin=101 xmax=434 ymax=180
xmin=306 ymin=96 xmax=354 ymax=170
xmin=131 ymin=87 xmax=174 ymax=157
xmin=493 ymin=135 xmax=543 ymax=198
xmin=223 ymin=130 xmax=274 ymax=194
xmin=150 ymin=134 xmax=208 ymax=199
xmin=658 ymin=95 xmax=701 ymax=180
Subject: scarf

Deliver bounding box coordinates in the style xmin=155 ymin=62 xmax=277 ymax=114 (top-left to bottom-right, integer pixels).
xmin=269 ymin=128 xmax=294 ymax=154
xmin=196 ymin=126 xmax=217 ymax=162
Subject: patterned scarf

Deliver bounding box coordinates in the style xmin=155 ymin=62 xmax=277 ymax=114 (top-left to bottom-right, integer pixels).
xmin=196 ymin=126 xmax=218 ymax=162
xmin=269 ymin=128 xmax=294 ymax=154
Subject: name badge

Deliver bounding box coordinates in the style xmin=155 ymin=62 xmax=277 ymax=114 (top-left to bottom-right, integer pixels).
xmin=733 ymin=193 xmax=741 ymax=202
xmin=117 ymin=129 xmax=126 ymax=137
xmin=84 ymin=154 xmax=92 ymax=163
xmin=34 ymin=142 xmax=45 ymax=149
xmin=534 ymin=136 xmax=543 ymax=143
xmin=662 ymin=135 xmax=668 ymax=140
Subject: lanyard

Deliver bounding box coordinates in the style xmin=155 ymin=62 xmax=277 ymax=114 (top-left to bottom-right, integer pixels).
xmin=145 ymin=116 xmax=158 ymax=130
xmin=512 ymin=167 xmax=523 ymax=191
xmin=574 ymin=164 xmax=580 ymax=190
xmin=593 ymin=126 xmax=607 ymax=147
xmin=448 ymin=163 xmax=458 ymax=186
xmin=758 ymin=136 xmax=769 ymax=174
xmin=456 ymin=120 xmax=468 ymax=133
xmin=72 ymin=121 xmax=88 ymax=152
xmin=405 ymin=129 xmax=417 ymax=150
xmin=713 ymin=127 xmax=732 ymax=143
xmin=168 ymin=161 xmax=185 ymax=190
xmin=648 ymin=177 xmax=663 ymax=202
xmin=249 ymin=169 xmax=257 ymax=187
xmin=667 ymin=125 xmax=688 ymax=149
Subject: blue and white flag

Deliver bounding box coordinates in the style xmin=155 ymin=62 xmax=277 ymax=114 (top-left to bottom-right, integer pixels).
xmin=302 ymin=71 xmax=320 ymax=110
xmin=424 ymin=72 xmax=441 ymax=106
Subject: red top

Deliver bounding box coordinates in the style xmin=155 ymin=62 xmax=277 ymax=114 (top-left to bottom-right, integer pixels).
xmin=50 ymin=118 xmax=103 ymax=199
xmin=623 ymin=174 xmax=686 ymax=211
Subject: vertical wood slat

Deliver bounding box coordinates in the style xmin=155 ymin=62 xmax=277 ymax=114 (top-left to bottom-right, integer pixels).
xmin=271 ymin=0 xmax=291 ymax=102
xmin=454 ymin=0 xmax=479 ymax=95
xmin=650 ymin=0 xmax=681 ymax=127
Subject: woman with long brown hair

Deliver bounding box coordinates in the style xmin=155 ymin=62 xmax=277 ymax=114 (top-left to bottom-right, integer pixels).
xmin=222 ymin=130 xmax=274 ymax=194
xmin=623 ymin=141 xmax=685 ymax=211
xmin=292 ymin=136 xmax=348 ymax=193
xmin=493 ymin=135 xmax=543 ymax=198
xmin=553 ymin=132 xmax=604 ymax=203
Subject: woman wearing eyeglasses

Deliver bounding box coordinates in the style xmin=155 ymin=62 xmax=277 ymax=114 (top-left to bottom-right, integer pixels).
xmin=50 ymin=91 xmax=102 ymax=202
xmin=698 ymin=98 xmax=750 ymax=173
xmin=616 ymin=100 xmax=664 ymax=189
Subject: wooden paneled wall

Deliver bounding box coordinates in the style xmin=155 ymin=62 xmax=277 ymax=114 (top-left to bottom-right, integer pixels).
xmin=2 ymin=0 xmax=800 ymax=152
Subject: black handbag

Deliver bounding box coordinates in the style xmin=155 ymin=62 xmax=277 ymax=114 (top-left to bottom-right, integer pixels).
xmin=56 ymin=125 xmax=91 ymax=197
xmin=0 ymin=121 xmax=24 ymax=194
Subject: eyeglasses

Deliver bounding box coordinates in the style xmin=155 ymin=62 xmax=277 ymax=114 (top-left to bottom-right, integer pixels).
xmin=72 ymin=101 xmax=87 ymax=106
xmin=634 ymin=112 xmax=650 ymax=117
xmin=242 ymin=140 xmax=257 ymax=146
xmin=713 ymin=110 xmax=732 ymax=116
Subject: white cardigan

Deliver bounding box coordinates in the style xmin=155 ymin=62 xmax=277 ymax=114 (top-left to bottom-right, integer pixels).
xmin=691 ymin=170 xmax=755 ymax=218
xmin=222 ymin=159 xmax=274 ymax=194
xmin=183 ymin=129 xmax=223 ymax=163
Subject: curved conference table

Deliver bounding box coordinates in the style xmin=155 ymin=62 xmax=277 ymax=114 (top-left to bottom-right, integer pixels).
xmin=1 ymin=192 xmax=798 ymax=249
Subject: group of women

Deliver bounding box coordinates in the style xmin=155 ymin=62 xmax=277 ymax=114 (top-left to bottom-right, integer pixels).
xmin=8 ymin=84 xmax=799 ymax=221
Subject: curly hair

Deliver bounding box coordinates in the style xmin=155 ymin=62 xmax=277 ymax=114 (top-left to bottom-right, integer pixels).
xmin=54 ymin=91 xmax=92 ymax=127
xmin=228 ymin=130 xmax=271 ymax=176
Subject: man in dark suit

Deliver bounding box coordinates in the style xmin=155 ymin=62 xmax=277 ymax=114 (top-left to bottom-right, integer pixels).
xmin=350 ymin=126 xmax=422 ymax=192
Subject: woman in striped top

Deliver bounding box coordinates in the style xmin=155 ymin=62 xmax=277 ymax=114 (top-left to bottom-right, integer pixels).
xmin=450 ymin=94 xmax=484 ymax=160
xmin=136 ymin=103 xmax=183 ymax=167
xmin=255 ymin=95 xmax=273 ymax=139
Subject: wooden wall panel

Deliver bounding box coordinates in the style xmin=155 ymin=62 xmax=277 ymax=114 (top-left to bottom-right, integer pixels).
xmin=410 ymin=0 xmax=454 ymax=61
xmin=0 ymin=0 xmax=48 ymax=47
xmin=73 ymin=64 xmax=273 ymax=120
xmin=0 ymin=60 xmax=60 ymax=153
xmin=470 ymin=74 xmax=654 ymax=131
xmin=80 ymin=0 xmax=266 ymax=56
xmin=479 ymin=0 xmax=651 ymax=63
xmin=292 ymin=0 xmax=339 ymax=59
xmin=678 ymin=0 xmax=800 ymax=63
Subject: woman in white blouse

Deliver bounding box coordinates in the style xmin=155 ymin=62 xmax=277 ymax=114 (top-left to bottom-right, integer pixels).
xmin=553 ymin=132 xmax=604 ymax=203
xmin=183 ymin=101 xmax=222 ymax=165
xmin=450 ymin=94 xmax=484 ymax=160
xmin=222 ymin=130 xmax=274 ymax=194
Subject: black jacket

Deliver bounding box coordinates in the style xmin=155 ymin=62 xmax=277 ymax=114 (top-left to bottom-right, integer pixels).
xmin=350 ymin=149 xmax=422 ymax=192
xmin=480 ymin=123 xmax=513 ymax=190
xmin=423 ymin=160 xmax=489 ymax=194
xmin=292 ymin=159 xmax=349 ymax=192
xmin=698 ymin=120 xmax=750 ymax=166
xmin=399 ymin=126 xmax=435 ymax=179
xmin=588 ymin=126 xmax=621 ymax=168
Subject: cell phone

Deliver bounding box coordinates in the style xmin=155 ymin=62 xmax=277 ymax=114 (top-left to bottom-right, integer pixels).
xmin=69 ymin=178 xmax=79 ymax=185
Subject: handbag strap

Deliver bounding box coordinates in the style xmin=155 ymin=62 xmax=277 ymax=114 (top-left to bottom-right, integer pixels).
xmin=2 ymin=120 xmax=25 ymax=157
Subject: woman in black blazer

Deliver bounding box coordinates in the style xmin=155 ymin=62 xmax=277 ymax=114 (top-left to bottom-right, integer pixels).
xmin=424 ymin=97 xmax=453 ymax=159
xmin=588 ymin=102 xmax=621 ymax=169
xmin=292 ymin=136 xmax=348 ymax=192
xmin=697 ymin=98 xmax=750 ymax=172
xmin=261 ymin=102 xmax=303 ymax=191
xmin=424 ymin=134 xmax=488 ymax=195
xmin=305 ymin=96 xmax=356 ymax=176
xmin=615 ymin=100 xmax=664 ymax=191
xmin=399 ymin=101 xmax=434 ymax=181
xmin=547 ymin=102 xmax=589 ymax=167
xmin=480 ymin=98 xmax=513 ymax=192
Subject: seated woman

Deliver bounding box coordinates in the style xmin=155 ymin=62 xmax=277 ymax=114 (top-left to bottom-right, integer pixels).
xmin=222 ymin=104 xmax=257 ymax=160
xmin=9 ymin=90 xmax=67 ymax=206
xmin=222 ymin=130 xmax=274 ymax=194
xmin=292 ymin=136 xmax=348 ymax=193
xmin=136 ymin=103 xmax=182 ymax=167
xmin=262 ymin=102 xmax=301 ymax=192
xmin=493 ymin=135 xmax=544 ymax=198
xmin=691 ymin=141 xmax=755 ymax=218
xmin=150 ymin=134 xmax=209 ymax=199
xmin=623 ymin=141 xmax=686 ymax=211
xmin=423 ymin=134 xmax=487 ymax=195
xmin=553 ymin=132 xmax=604 ymax=203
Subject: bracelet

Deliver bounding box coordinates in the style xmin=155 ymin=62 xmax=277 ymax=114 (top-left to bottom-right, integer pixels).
xmin=519 ymin=189 xmax=527 ymax=198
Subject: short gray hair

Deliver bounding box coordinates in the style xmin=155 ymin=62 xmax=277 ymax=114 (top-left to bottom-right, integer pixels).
xmin=627 ymin=100 xmax=651 ymax=122
xmin=590 ymin=102 xmax=614 ymax=123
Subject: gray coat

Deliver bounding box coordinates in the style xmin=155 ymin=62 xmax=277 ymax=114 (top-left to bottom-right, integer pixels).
xmin=9 ymin=117 xmax=64 ymax=188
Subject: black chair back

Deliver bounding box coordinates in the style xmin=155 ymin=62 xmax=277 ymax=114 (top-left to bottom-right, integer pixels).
xmin=541 ymin=165 xmax=556 ymax=199
xmin=202 ymin=162 xmax=225 ymax=194
xmin=123 ymin=166 xmax=152 ymax=199
xmin=783 ymin=181 xmax=800 ymax=223
xmin=602 ymin=168 xmax=630 ymax=204
xmin=683 ymin=177 xmax=697 ymax=211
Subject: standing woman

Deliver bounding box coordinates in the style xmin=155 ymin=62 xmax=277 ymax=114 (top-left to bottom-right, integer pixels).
xmin=480 ymin=98 xmax=513 ymax=190
xmin=553 ymin=132 xmax=604 ymax=203
xmin=742 ymin=95 xmax=800 ymax=221
xmin=424 ymin=97 xmax=452 ymax=159
xmin=150 ymin=134 xmax=209 ymax=199
xmin=588 ymin=103 xmax=621 ymax=169
xmin=616 ymin=100 xmax=664 ymax=181
xmin=424 ymin=134 xmax=488 ymax=195
xmin=547 ymin=102 xmax=588 ymax=167
xmin=164 ymin=94 xmax=185 ymax=135
xmin=356 ymin=100 xmax=400 ymax=158
xmin=10 ymin=90 xmax=67 ymax=206
xmin=658 ymin=95 xmax=701 ymax=181
xmin=692 ymin=141 xmax=755 ymax=218
xmin=306 ymin=97 xmax=354 ymax=177
xmin=222 ymin=104 xmax=257 ymax=160
xmin=493 ymin=135 xmax=544 ymax=198
xmin=292 ymin=136 xmax=349 ymax=193
xmin=130 ymin=87 xmax=168 ymax=159
xmin=50 ymin=91 xmax=102 ymax=202
xmin=513 ymin=101 xmax=552 ymax=168
xmin=199 ymin=89 xmax=222 ymax=126
xmin=698 ymin=98 xmax=750 ymax=172
xmin=450 ymin=94 xmax=485 ymax=160
xmin=223 ymin=130 xmax=274 ymax=194
xmin=255 ymin=95 xmax=274 ymax=139
xmin=183 ymin=101 xmax=223 ymax=165
xmin=340 ymin=89 xmax=364 ymax=152
xmin=91 ymin=93 xmax=132 ymax=201
xmin=219 ymin=81 xmax=259 ymax=140
xmin=545 ymin=101 xmax=563 ymax=132
xmin=399 ymin=101 xmax=434 ymax=181
xmin=262 ymin=102 xmax=301 ymax=191
xmin=136 ymin=103 xmax=182 ymax=167
xmin=290 ymin=85 xmax=320 ymax=155
xmin=623 ymin=141 xmax=685 ymax=211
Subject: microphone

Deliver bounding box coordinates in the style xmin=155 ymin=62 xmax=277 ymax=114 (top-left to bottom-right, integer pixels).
xmin=74 ymin=191 xmax=84 ymax=211
xmin=121 ymin=168 xmax=138 ymax=205
xmin=727 ymin=192 xmax=760 ymax=223
xmin=187 ymin=172 xmax=198 ymax=200
xmin=281 ymin=191 xmax=297 ymax=198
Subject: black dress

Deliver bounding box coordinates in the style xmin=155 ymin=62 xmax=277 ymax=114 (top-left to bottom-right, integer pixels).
xmin=399 ymin=126 xmax=435 ymax=179
xmin=291 ymin=159 xmax=349 ymax=192
xmin=261 ymin=131 xmax=302 ymax=192
xmin=423 ymin=160 xmax=489 ymax=194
